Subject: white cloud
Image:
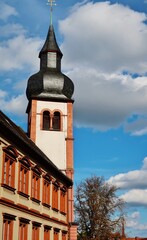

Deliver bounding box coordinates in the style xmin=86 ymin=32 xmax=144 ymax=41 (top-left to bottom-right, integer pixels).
xmin=108 ymin=157 xmax=147 ymax=221
xmin=3 ymin=78 xmax=12 ymax=84
xmin=107 ymin=157 xmax=147 ymax=235
xmin=13 ymin=80 xmax=27 ymax=92
xmin=0 ymin=3 xmax=42 ymax=73
xmin=121 ymin=189 xmax=147 ymax=206
xmin=59 ymin=2 xmax=147 ymax=133
xmin=0 ymin=3 xmax=43 ymax=120
xmin=5 ymin=94 xmax=27 ymax=115
xmin=126 ymin=211 xmax=140 ymax=228
xmin=69 ymin=69 xmax=147 ymax=131
xmin=125 ymin=211 xmax=147 ymax=237
xmin=0 ymin=24 xmax=26 ymax=37
xmin=108 ymin=157 xmax=147 ymax=189
xmin=142 ymin=157 xmax=147 ymax=170
xmin=0 ymin=93 xmax=27 ymax=116
xmin=0 ymin=87 xmax=27 ymax=117
xmin=0 ymin=35 xmax=42 ymax=72
xmin=136 ymin=224 xmax=147 ymax=231
xmin=71 ymin=0 xmax=89 ymax=12
xmin=0 ymin=3 xmax=18 ymax=21
xmin=60 ymin=2 xmax=147 ymax=74
xmin=131 ymin=127 xmax=147 ymax=136
xmin=125 ymin=117 xmax=147 ymax=136
xmin=0 ymin=89 xmax=7 ymax=99
xmin=130 ymin=211 xmax=140 ymax=219
xmin=109 ymin=170 xmax=147 ymax=189
xmin=126 ymin=211 xmax=147 ymax=229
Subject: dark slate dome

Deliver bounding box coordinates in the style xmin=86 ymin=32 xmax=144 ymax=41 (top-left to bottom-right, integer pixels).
xmin=26 ymin=25 xmax=74 ymax=100
xmin=26 ymin=70 xmax=74 ymax=100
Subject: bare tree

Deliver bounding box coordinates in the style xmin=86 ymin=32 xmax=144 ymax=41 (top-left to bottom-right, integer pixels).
xmin=75 ymin=176 xmax=125 ymax=240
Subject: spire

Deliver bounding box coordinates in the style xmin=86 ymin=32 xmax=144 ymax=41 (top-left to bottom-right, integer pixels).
xmin=26 ymin=0 xmax=74 ymax=101
xmin=39 ymin=24 xmax=63 ymax=58
xmin=39 ymin=0 xmax=62 ymax=58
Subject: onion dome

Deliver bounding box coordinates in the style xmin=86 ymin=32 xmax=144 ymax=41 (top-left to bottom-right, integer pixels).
xmin=26 ymin=25 xmax=74 ymax=100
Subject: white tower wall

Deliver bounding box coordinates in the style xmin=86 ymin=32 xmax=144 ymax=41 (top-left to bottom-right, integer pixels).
xmin=35 ymin=100 xmax=67 ymax=172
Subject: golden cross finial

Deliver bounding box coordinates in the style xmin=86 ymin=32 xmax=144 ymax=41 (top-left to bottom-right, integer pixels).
xmin=47 ymin=0 xmax=56 ymax=25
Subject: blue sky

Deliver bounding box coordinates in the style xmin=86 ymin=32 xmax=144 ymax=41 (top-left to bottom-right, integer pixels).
xmin=1 ymin=0 xmax=147 ymax=237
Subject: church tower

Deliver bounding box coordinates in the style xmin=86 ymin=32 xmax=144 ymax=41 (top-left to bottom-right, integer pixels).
xmin=26 ymin=3 xmax=77 ymax=240
xmin=26 ymin=24 xmax=74 ymax=176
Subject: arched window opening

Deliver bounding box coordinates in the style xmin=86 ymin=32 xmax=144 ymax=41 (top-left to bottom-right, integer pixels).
xmin=52 ymin=112 xmax=60 ymax=130
xmin=43 ymin=111 xmax=50 ymax=130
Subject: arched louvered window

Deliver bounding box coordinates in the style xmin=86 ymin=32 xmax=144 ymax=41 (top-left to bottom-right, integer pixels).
xmin=52 ymin=111 xmax=60 ymax=130
xmin=43 ymin=111 xmax=50 ymax=130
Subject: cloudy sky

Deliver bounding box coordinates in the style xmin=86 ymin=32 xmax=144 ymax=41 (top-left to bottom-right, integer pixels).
xmin=1 ymin=0 xmax=147 ymax=237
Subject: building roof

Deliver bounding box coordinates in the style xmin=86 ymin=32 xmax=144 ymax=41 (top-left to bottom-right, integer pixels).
xmin=0 ymin=110 xmax=73 ymax=187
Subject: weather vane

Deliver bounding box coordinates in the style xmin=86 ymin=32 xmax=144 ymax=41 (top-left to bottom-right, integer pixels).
xmin=47 ymin=0 xmax=56 ymax=25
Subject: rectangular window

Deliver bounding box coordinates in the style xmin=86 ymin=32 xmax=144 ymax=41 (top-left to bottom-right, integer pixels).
xmin=54 ymin=230 xmax=59 ymax=240
xmin=62 ymin=232 xmax=67 ymax=240
xmin=2 ymin=214 xmax=16 ymax=240
xmin=44 ymin=227 xmax=51 ymax=240
xmin=32 ymin=226 xmax=39 ymax=240
xmin=19 ymin=164 xmax=29 ymax=195
xmin=52 ymin=184 xmax=58 ymax=210
xmin=60 ymin=190 xmax=66 ymax=214
xmin=32 ymin=223 xmax=41 ymax=240
xmin=43 ymin=179 xmax=50 ymax=207
xmin=2 ymin=153 xmax=15 ymax=189
xmin=19 ymin=221 xmax=28 ymax=240
xmin=31 ymin=173 xmax=40 ymax=201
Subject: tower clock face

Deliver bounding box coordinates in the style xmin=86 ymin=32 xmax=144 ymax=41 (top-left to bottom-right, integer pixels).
xmin=47 ymin=52 xmax=56 ymax=68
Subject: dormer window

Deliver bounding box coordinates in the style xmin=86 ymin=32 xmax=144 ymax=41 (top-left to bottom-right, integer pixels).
xmin=47 ymin=52 xmax=56 ymax=68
